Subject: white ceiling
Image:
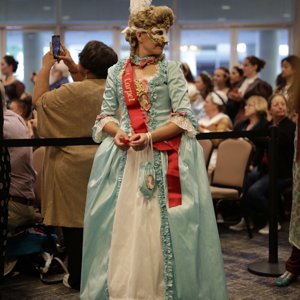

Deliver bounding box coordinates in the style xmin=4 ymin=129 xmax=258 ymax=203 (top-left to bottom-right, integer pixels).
xmin=0 ymin=0 xmax=294 ymax=24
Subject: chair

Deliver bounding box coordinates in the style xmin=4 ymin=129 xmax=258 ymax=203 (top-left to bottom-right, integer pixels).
xmin=209 ymin=138 xmax=253 ymax=237
xmin=198 ymin=139 xmax=214 ymax=169
xmin=32 ymin=147 xmax=45 ymax=206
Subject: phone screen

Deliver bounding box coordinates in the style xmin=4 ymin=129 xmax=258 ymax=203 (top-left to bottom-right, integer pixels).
xmin=52 ymin=35 xmax=60 ymax=59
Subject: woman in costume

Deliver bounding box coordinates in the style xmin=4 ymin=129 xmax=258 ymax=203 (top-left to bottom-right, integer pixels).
xmin=81 ymin=3 xmax=228 ymax=299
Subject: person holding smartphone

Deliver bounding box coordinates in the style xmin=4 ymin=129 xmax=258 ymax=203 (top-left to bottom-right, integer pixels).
xmin=32 ymin=40 xmax=118 ymax=290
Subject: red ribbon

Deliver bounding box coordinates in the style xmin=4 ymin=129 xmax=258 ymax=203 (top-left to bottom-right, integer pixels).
xmin=122 ymin=58 xmax=182 ymax=208
xmin=153 ymin=136 xmax=182 ymax=208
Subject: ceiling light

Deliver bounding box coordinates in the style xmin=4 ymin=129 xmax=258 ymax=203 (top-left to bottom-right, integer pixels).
xmin=43 ymin=6 xmax=52 ymax=11
xmin=283 ymin=13 xmax=290 ymax=18
xmin=279 ymin=44 xmax=289 ymax=56
xmin=218 ymin=17 xmax=227 ymax=22
xmin=221 ymin=5 xmax=231 ymax=10
xmin=62 ymin=15 xmax=71 ymax=20
xmin=237 ymin=43 xmax=247 ymax=53
xmin=180 ymin=45 xmax=189 ymax=52
xmin=189 ymin=45 xmax=199 ymax=51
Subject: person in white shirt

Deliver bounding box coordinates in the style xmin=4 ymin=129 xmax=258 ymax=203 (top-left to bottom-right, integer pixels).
xmin=228 ymin=55 xmax=272 ymax=124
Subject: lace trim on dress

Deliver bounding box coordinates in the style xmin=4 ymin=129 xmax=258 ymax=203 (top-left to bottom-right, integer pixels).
xmin=169 ymin=112 xmax=197 ymax=138
xmin=147 ymin=59 xmax=168 ymax=132
xmin=154 ymin=151 xmax=178 ymax=299
xmin=92 ymin=116 xmax=119 ymax=143
xmin=105 ymin=150 xmax=127 ymax=299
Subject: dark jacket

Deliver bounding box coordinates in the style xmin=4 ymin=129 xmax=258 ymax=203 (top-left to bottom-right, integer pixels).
xmin=231 ymin=78 xmax=273 ymax=125
xmin=226 ymin=80 xmax=244 ymax=122
xmin=243 ymin=78 xmax=273 ymax=101
xmin=259 ymin=117 xmax=296 ymax=179
xmin=234 ymin=117 xmax=269 ymax=167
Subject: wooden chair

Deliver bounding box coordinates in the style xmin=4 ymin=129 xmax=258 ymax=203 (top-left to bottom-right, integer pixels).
xmin=209 ymin=138 xmax=253 ymax=237
xmin=198 ymin=139 xmax=214 ymax=169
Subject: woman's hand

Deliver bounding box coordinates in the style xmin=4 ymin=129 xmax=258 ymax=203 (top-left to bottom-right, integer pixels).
xmin=228 ymin=89 xmax=243 ymax=102
xmin=114 ymin=129 xmax=130 ymax=151
xmin=129 ymin=133 xmax=149 ymax=151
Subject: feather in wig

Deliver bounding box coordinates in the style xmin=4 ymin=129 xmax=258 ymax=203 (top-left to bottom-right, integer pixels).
xmin=130 ymin=0 xmax=152 ymax=14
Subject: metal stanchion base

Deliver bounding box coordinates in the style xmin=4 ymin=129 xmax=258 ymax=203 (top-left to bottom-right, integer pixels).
xmin=248 ymin=261 xmax=285 ymax=277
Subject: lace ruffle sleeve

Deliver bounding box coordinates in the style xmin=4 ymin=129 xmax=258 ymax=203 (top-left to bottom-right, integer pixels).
xmin=167 ymin=61 xmax=199 ymax=137
xmin=169 ymin=112 xmax=197 ymax=138
xmin=92 ymin=114 xmax=119 ymax=143
xmin=92 ymin=65 xmax=120 ymax=143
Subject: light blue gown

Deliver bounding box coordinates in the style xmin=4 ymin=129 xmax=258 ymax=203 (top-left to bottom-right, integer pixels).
xmin=81 ymin=58 xmax=228 ymax=300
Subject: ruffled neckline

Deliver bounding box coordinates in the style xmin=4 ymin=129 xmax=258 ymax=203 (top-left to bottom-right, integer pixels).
xmin=130 ymin=54 xmax=165 ymax=66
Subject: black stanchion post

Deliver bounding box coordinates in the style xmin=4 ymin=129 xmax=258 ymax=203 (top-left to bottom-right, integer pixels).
xmin=269 ymin=125 xmax=279 ymax=263
xmin=0 ymin=90 xmax=3 ymax=280
xmin=248 ymin=126 xmax=285 ymax=276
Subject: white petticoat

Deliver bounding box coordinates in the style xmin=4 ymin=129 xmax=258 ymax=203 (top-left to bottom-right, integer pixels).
xmin=107 ymin=147 xmax=165 ymax=300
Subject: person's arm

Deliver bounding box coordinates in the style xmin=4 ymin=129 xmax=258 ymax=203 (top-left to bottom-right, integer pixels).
xmin=59 ymin=44 xmax=84 ymax=82
xmin=212 ymin=117 xmax=232 ymax=146
xmin=103 ymin=121 xmax=130 ymax=151
xmin=92 ymin=65 xmax=126 ymax=149
xmin=32 ymin=51 xmax=56 ymax=105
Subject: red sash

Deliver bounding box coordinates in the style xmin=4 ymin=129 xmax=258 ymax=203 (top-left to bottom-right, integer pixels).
xmin=122 ymin=58 xmax=182 ymax=208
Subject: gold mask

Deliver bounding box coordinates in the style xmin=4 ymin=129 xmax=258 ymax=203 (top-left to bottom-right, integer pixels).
xmin=146 ymin=27 xmax=168 ymax=46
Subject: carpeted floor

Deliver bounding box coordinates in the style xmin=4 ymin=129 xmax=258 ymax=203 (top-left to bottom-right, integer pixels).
xmin=220 ymin=221 xmax=300 ymax=300
xmin=0 ymin=220 xmax=299 ymax=299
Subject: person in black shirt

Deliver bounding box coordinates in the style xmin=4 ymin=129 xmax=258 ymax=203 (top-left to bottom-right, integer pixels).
xmin=230 ymin=94 xmax=295 ymax=233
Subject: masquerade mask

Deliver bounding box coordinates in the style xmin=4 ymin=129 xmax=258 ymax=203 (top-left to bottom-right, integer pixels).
xmin=147 ymin=27 xmax=168 ymax=46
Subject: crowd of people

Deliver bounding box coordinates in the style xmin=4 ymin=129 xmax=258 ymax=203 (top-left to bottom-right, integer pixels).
xmin=181 ymin=54 xmax=298 ymax=233
xmin=0 ymin=2 xmax=300 ymax=298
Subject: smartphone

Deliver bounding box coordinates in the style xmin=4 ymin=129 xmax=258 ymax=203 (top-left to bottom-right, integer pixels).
xmin=52 ymin=35 xmax=60 ymax=59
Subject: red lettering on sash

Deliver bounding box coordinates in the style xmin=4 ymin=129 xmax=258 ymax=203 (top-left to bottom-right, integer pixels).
xmin=122 ymin=58 xmax=182 ymax=208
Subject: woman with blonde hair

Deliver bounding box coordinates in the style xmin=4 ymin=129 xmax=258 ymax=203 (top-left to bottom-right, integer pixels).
xmin=81 ymin=3 xmax=228 ymax=300
xmin=233 ymin=95 xmax=269 ymax=170
xmin=231 ymin=94 xmax=295 ymax=232
xmin=234 ymin=96 xmax=268 ymax=131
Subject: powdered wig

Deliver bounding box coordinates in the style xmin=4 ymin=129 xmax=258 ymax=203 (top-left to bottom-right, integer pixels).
xmin=125 ymin=6 xmax=175 ymax=55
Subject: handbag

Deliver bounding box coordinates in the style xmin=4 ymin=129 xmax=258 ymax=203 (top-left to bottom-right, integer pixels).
xmin=138 ymin=133 xmax=156 ymax=199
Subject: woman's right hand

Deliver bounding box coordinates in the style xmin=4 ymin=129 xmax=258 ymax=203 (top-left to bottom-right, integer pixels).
xmin=114 ymin=129 xmax=130 ymax=151
xmin=228 ymin=89 xmax=243 ymax=102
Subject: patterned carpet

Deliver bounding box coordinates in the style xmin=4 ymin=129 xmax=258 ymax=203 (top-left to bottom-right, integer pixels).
xmin=0 ymin=221 xmax=299 ymax=299
xmin=220 ymin=221 xmax=300 ymax=300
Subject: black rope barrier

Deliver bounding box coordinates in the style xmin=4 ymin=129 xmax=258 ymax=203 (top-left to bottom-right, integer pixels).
xmin=0 ymin=129 xmax=270 ymax=148
xmin=0 ymin=128 xmax=283 ymax=279
xmin=0 ymin=137 xmax=97 ymax=148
